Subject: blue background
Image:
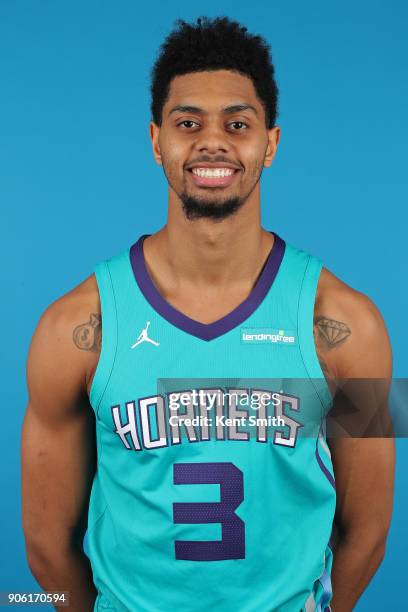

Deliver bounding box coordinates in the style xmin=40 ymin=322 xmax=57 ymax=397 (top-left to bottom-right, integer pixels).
xmin=1 ymin=1 xmax=407 ymax=609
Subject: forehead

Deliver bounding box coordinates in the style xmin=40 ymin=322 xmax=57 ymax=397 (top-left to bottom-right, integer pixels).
xmin=164 ymin=69 xmax=261 ymax=112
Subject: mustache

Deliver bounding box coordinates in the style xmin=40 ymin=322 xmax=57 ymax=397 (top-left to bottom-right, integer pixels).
xmin=185 ymin=156 xmax=241 ymax=169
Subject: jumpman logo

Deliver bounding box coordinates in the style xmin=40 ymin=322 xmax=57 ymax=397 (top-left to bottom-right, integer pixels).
xmin=131 ymin=321 xmax=160 ymax=348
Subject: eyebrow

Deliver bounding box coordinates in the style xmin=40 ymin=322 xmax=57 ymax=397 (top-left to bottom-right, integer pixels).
xmin=168 ymin=103 xmax=258 ymax=118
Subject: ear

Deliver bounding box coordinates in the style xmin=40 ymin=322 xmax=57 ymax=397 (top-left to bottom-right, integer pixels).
xmin=264 ymin=126 xmax=280 ymax=168
xmin=149 ymin=121 xmax=162 ymax=166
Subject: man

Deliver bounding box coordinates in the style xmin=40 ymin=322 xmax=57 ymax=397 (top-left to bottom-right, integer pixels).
xmin=21 ymin=16 xmax=394 ymax=612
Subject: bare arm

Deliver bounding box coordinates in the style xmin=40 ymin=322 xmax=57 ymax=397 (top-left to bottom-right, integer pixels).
xmin=315 ymin=273 xmax=395 ymax=611
xmin=21 ymin=280 xmax=100 ymax=611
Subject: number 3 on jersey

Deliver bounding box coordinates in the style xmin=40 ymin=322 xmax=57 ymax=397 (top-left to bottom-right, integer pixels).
xmin=173 ymin=462 xmax=245 ymax=561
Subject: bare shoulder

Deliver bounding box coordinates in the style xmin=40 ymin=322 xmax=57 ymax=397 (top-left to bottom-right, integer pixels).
xmin=314 ymin=267 xmax=392 ymax=380
xmin=27 ymin=273 xmax=101 ymax=405
xmin=67 ymin=273 xmax=102 ymax=353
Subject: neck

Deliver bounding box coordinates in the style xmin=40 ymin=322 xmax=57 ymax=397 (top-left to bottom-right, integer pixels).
xmin=144 ymin=190 xmax=274 ymax=290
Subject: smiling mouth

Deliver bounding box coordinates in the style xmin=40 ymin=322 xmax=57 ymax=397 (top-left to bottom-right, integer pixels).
xmin=186 ymin=167 xmax=241 ymax=188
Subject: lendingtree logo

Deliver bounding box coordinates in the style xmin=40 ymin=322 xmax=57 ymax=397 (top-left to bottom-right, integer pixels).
xmin=241 ymin=328 xmax=297 ymax=345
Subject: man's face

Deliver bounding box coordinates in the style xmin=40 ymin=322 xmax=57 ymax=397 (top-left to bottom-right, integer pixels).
xmin=150 ymin=69 xmax=280 ymax=221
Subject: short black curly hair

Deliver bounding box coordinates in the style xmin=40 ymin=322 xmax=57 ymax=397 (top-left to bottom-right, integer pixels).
xmin=150 ymin=16 xmax=279 ymax=130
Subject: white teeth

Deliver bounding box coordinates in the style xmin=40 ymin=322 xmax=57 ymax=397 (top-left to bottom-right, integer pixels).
xmin=191 ymin=167 xmax=235 ymax=178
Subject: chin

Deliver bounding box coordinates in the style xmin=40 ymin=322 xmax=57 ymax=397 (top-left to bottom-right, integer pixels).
xmin=180 ymin=192 xmax=245 ymax=222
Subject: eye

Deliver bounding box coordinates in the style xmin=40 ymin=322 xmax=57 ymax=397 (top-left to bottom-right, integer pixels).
xmin=177 ymin=120 xmax=200 ymax=129
xmin=229 ymin=121 xmax=248 ymax=131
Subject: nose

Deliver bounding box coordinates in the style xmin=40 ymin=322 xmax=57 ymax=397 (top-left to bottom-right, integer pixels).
xmin=194 ymin=121 xmax=230 ymax=154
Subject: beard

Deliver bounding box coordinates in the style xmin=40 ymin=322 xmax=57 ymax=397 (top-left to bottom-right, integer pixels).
xmin=179 ymin=191 xmax=246 ymax=222
xmin=161 ymin=157 xmax=263 ymax=222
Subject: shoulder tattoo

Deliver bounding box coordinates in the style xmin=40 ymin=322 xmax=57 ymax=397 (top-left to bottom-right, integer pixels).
xmin=314 ymin=315 xmax=351 ymax=350
xmin=72 ymin=313 xmax=102 ymax=352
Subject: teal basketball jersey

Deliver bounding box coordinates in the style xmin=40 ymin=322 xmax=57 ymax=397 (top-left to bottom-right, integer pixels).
xmin=87 ymin=231 xmax=336 ymax=612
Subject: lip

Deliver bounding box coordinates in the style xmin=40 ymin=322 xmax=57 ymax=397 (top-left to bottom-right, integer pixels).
xmin=186 ymin=165 xmax=241 ymax=188
xmin=186 ymin=162 xmax=241 ymax=171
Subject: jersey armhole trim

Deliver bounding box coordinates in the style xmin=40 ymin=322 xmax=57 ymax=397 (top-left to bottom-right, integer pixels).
xmin=297 ymin=254 xmax=333 ymax=420
xmin=89 ymin=260 xmax=118 ymax=418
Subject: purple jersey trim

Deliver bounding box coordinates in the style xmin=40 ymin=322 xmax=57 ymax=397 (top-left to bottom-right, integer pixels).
xmin=129 ymin=231 xmax=285 ymax=341
xmin=315 ymin=435 xmax=336 ymax=490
